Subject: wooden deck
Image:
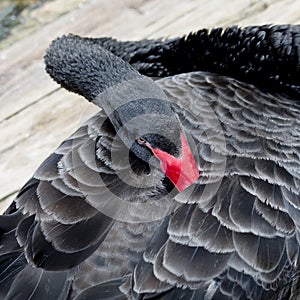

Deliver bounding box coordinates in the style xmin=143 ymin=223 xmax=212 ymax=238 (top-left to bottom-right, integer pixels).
xmin=1 ymin=0 xmax=300 ymax=212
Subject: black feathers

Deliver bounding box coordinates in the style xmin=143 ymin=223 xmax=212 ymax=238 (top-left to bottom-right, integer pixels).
xmin=44 ymin=34 xmax=140 ymax=101
xmin=1 ymin=24 xmax=300 ymax=299
xmin=94 ymin=25 xmax=300 ymax=98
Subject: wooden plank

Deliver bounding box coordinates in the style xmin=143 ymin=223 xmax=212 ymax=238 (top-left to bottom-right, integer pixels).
xmin=1 ymin=0 xmax=299 ymax=212
xmin=238 ymin=0 xmax=300 ymax=25
xmin=0 ymin=89 xmax=98 ymax=198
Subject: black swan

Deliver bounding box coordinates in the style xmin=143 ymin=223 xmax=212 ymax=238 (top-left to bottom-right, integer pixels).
xmin=0 ymin=25 xmax=300 ymax=299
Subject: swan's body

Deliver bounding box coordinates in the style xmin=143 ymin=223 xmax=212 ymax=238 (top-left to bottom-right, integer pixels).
xmin=0 ymin=25 xmax=300 ymax=300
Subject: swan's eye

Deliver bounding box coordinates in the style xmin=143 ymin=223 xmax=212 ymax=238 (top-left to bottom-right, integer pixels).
xmin=136 ymin=137 xmax=147 ymax=145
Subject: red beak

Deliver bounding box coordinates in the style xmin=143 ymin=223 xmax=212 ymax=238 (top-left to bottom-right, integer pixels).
xmin=140 ymin=133 xmax=199 ymax=192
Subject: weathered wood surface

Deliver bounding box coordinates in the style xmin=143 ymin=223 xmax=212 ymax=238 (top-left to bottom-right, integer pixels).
xmin=1 ymin=0 xmax=300 ymax=212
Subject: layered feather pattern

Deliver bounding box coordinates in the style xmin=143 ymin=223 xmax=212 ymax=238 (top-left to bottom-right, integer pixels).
xmin=1 ymin=25 xmax=300 ymax=299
